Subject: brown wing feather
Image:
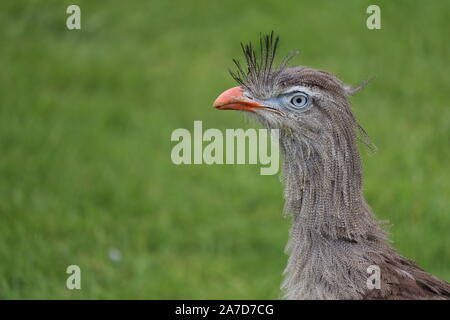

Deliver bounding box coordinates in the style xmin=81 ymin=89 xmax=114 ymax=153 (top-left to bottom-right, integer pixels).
xmin=364 ymin=254 xmax=450 ymax=300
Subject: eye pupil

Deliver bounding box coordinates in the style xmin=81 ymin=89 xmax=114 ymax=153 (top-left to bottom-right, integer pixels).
xmin=290 ymin=93 xmax=309 ymax=108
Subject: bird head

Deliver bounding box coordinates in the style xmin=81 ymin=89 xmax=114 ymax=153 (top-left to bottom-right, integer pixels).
xmin=214 ymin=33 xmax=375 ymax=240
xmin=213 ymin=32 xmax=370 ymax=150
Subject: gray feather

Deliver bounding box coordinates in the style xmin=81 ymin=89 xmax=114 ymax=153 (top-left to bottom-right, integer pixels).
xmin=228 ymin=33 xmax=450 ymax=300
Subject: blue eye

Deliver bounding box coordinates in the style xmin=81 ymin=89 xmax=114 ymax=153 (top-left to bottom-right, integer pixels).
xmin=290 ymin=93 xmax=309 ymax=108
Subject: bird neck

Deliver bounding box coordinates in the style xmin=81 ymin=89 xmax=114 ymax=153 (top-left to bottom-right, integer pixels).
xmin=279 ymin=129 xmax=389 ymax=299
xmin=279 ymin=129 xmax=381 ymax=240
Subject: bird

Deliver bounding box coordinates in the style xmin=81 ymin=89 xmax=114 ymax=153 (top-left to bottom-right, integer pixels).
xmin=212 ymin=32 xmax=450 ymax=300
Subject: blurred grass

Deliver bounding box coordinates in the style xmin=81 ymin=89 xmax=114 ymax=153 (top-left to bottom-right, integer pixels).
xmin=0 ymin=0 xmax=448 ymax=299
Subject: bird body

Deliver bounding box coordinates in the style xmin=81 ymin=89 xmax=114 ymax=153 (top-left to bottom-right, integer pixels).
xmin=213 ymin=33 xmax=450 ymax=300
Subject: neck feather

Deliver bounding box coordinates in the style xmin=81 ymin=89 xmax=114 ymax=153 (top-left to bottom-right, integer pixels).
xmin=279 ymin=128 xmax=390 ymax=299
xmin=279 ymin=127 xmax=382 ymax=240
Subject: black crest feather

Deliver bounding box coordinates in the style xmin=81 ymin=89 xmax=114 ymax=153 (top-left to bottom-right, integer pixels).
xmin=229 ymin=31 xmax=298 ymax=98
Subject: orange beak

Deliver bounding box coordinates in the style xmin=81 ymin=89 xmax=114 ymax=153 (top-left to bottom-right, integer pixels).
xmin=213 ymin=86 xmax=267 ymax=113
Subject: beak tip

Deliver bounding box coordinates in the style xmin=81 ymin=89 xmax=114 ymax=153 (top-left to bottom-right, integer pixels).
xmin=213 ymin=86 xmax=243 ymax=110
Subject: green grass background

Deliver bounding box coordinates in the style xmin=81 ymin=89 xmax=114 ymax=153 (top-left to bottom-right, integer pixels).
xmin=0 ymin=0 xmax=448 ymax=299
